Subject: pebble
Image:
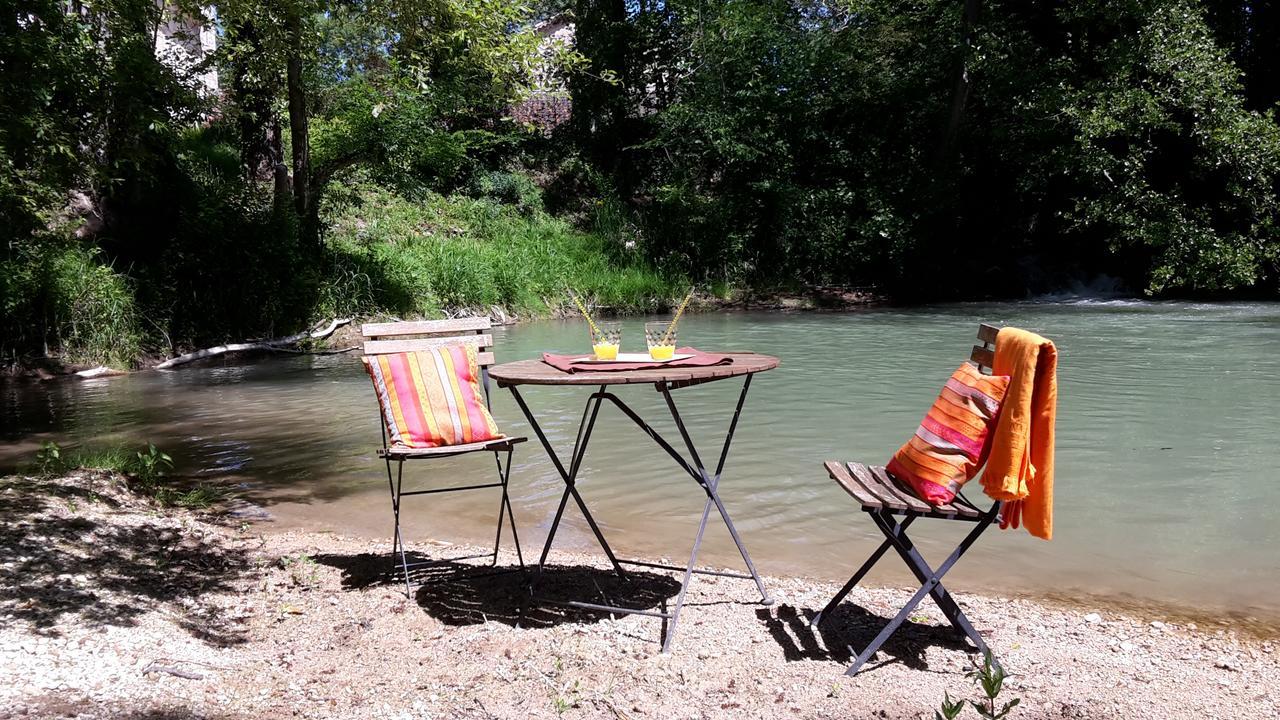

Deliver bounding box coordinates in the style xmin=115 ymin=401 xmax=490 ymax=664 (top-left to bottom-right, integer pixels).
xmin=1150 ymin=621 xmax=1165 ymax=630
xmin=1215 ymin=656 xmax=1241 ymax=672
xmin=1083 ymin=613 xmax=1103 ymax=624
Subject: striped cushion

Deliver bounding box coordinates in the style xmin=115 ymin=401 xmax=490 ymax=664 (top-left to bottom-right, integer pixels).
xmin=362 ymin=346 xmax=502 ymax=448
xmin=887 ymin=363 xmax=1010 ymax=505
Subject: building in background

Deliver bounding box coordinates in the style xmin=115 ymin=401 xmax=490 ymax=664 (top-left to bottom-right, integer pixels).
xmin=155 ymin=3 xmax=219 ymax=97
xmin=511 ymin=13 xmax=574 ymax=132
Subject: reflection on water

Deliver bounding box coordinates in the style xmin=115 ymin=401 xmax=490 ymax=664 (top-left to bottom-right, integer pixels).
xmin=4 ymin=302 xmax=1280 ymax=622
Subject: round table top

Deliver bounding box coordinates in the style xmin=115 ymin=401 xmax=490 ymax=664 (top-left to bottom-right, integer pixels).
xmin=489 ymin=352 xmax=779 ymax=387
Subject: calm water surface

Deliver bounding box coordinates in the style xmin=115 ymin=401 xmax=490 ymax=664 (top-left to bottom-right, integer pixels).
xmin=4 ymin=302 xmax=1278 ymax=622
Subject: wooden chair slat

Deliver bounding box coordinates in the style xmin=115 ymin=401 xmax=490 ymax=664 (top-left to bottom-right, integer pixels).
xmin=846 ymin=463 xmax=906 ymax=510
xmin=947 ymin=495 xmax=981 ymax=519
xmin=825 ymin=461 xmax=884 ymax=509
xmin=362 ymin=317 xmax=490 ymax=338
xmin=380 ymin=436 xmax=526 ymax=458
xmin=970 ymin=345 xmax=995 ymax=369
xmin=363 ymin=335 xmax=493 ymax=356
xmin=868 ymin=466 xmax=935 ymax=514
xmin=977 ymin=323 xmax=1000 ymax=344
xmin=365 ymin=348 xmax=496 ymax=366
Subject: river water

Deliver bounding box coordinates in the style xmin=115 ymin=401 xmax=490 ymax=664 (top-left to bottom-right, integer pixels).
xmin=4 ymin=302 xmax=1278 ymax=624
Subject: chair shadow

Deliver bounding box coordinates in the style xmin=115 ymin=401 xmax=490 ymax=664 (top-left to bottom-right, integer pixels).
xmin=756 ymin=603 xmax=975 ymax=673
xmin=314 ymin=551 xmax=682 ymax=629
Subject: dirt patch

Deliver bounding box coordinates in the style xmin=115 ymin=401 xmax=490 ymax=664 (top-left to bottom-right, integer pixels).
xmin=3 ymin=472 xmax=1276 ymax=719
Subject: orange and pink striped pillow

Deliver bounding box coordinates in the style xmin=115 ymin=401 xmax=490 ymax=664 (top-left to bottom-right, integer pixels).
xmin=887 ymin=363 xmax=1010 ymax=505
xmin=362 ymin=346 xmax=503 ymax=448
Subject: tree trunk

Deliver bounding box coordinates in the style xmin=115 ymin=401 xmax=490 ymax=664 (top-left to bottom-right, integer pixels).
xmin=935 ymin=0 xmax=982 ymax=167
xmin=284 ymin=9 xmax=316 ymax=244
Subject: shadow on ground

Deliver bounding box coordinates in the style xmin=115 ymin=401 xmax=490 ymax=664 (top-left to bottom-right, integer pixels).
xmin=315 ymin=551 xmax=682 ymax=629
xmin=757 ymin=603 xmax=975 ymax=673
xmin=0 ymin=474 xmax=252 ymax=645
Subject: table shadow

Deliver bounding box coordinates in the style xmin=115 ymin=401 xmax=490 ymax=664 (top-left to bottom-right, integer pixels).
xmin=314 ymin=551 xmax=682 ymax=629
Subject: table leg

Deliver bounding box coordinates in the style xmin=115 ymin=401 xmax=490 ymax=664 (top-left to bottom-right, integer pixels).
xmin=658 ymin=376 xmax=771 ymax=652
xmin=507 ymin=386 xmax=628 ymax=589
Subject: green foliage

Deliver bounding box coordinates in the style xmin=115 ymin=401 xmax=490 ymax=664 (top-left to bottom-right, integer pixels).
xmin=966 ymin=652 xmax=1021 ymax=720
xmin=279 ymin=554 xmax=320 ymax=587
xmin=35 ymin=442 xmax=64 ymax=476
xmin=132 ymin=443 xmax=174 ymax=488
xmin=320 ymin=180 xmax=680 ymax=317
xmin=937 ymin=691 xmax=966 ymax=720
xmin=570 ymin=0 xmax=1280 ymax=297
xmin=0 ymin=238 xmax=142 ymax=367
xmin=28 ymin=440 xmax=230 ymax=507
xmin=1063 ymin=1 xmax=1280 ymax=293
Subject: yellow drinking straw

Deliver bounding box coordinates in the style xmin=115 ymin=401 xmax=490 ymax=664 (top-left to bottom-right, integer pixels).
xmin=660 ymin=289 xmax=695 ymax=346
xmin=567 ymin=289 xmax=603 ymax=337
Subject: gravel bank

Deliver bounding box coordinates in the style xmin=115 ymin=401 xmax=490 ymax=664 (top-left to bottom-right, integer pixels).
xmin=2 ymin=471 xmax=1276 ymax=720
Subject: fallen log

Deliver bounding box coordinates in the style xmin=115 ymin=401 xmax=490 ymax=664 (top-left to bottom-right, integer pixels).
xmin=154 ymin=318 xmax=353 ymax=370
xmin=74 ymin=366 xmax=131 ymax=379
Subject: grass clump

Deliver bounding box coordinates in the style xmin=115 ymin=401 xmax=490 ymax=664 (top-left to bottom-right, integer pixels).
xmin=32 ymin=441 xmax=232 ymax=509
xmin=0 ymin=239 xmax=142 ymax=368
xmin=319 ymin=182 xmax=683 ymax=319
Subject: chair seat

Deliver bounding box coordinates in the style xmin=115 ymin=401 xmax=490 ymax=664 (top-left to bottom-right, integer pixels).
xmin=823 ymin=461 xmax=982 ymax=519
xmin=380 ymin=436 xmax=528 ymax=458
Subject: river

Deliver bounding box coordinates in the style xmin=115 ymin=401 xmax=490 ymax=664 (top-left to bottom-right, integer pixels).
xmin=4 ymin=301 xmax=1278 ymax=626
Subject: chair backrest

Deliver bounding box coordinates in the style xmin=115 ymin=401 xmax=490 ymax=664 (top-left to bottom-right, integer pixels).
xmin=361 ymin=317 xmax=497 ymax=404
xmin=971 ymin=323 xmax=998 ymax=373
xmin=361 ymin=317 xmax=495 ymax=365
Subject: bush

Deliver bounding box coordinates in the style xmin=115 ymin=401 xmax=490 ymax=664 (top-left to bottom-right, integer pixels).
xmin=467 ymin=170 xmax=544 ymax=215
xmin=321 ymin=180 xmax=681 ymax=317
xmin=0 ymin=237 xmax=141 ymax=367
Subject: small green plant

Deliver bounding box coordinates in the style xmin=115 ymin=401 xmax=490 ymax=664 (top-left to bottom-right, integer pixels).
xmin=937 ymin=691 xmax=966 ymax=720
xmin=131 ymin=443 xmax=173 ymax=486
xmin=936 ymin=653 xmax=1021 ymax=720
xmin=279 ymin=554 xmax=320 ymax=588
xmin=550 ymin=680 xmax=581 ymax=716
xmin=35 ymin=441 xmax=64 ymax=475
xmin=156 ymin=484 xmax=234 ymax=509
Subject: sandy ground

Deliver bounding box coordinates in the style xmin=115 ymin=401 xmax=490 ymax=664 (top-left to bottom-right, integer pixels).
xmin=3 ymin=471 xmax=1277 ymax=720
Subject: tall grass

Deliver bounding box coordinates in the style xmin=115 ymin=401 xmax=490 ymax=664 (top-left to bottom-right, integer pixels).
xmin=0 ymin=239 xmax=141 ymax=367
xmin=319 ymin=183 xmax=682 ymax=318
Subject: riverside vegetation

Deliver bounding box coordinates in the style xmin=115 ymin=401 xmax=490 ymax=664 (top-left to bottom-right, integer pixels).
xmin=4 ymin=0 xmax=1280 ymax=369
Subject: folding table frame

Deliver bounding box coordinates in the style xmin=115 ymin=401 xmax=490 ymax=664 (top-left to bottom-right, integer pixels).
xmin=503 ymin=371 xmax=774 ymax=653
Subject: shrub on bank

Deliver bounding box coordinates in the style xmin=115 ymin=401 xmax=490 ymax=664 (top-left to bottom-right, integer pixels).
xmin=320 ymin=183 xmax=681 ymax=319
xmin=0 ymin=239 xmax=142 ymax=368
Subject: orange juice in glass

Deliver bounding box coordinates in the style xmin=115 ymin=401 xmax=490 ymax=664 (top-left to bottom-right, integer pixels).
xmin=644 ymin=321 xmax=677 ymax=361
xmin=589 ymin=321 xmax=622 ymax=360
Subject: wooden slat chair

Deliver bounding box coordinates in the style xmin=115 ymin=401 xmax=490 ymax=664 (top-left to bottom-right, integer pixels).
xmin=362 ymin=318 xmax=527 ymax=596
xmin=813 ymin=323 xmax=1005 ymax=676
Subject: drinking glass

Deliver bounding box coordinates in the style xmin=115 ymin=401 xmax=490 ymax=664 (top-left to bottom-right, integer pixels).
xmin=589 ymin=321 xmax=622 ymax=360
xmin=644 ymin=321 xmax=677 ymax=361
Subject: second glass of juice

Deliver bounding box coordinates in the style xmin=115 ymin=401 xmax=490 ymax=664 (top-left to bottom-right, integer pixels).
xmin=644 ymin=321 xmax=677 ymax=360
xmin=590 ymin=321 xmax=622 ymax=360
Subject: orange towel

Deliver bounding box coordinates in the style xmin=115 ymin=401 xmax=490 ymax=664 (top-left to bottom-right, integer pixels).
xmin=980 ymin=327 xmax=1058 ymax=540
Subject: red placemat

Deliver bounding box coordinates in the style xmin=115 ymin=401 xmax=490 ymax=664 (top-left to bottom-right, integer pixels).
xmin=541 ymin=348 xmax=733 ymax=373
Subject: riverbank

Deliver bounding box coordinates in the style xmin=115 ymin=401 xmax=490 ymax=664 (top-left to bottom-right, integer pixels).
xmin=3 ymin=287 xmax=886 ymax=379
xmin=4 ymin=471 xmax=1276 ymax=719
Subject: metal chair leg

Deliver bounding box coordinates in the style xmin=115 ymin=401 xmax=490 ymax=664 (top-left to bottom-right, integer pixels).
xmin=389 ymin=459 xmax=411 ymax=598
xmin=812 ymin=516 xmax=916 ymax=627
xmin=841 ymin=509 xmax=996 ymax=675
xmin=493 ymin=448 xmax=525 ymax=569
